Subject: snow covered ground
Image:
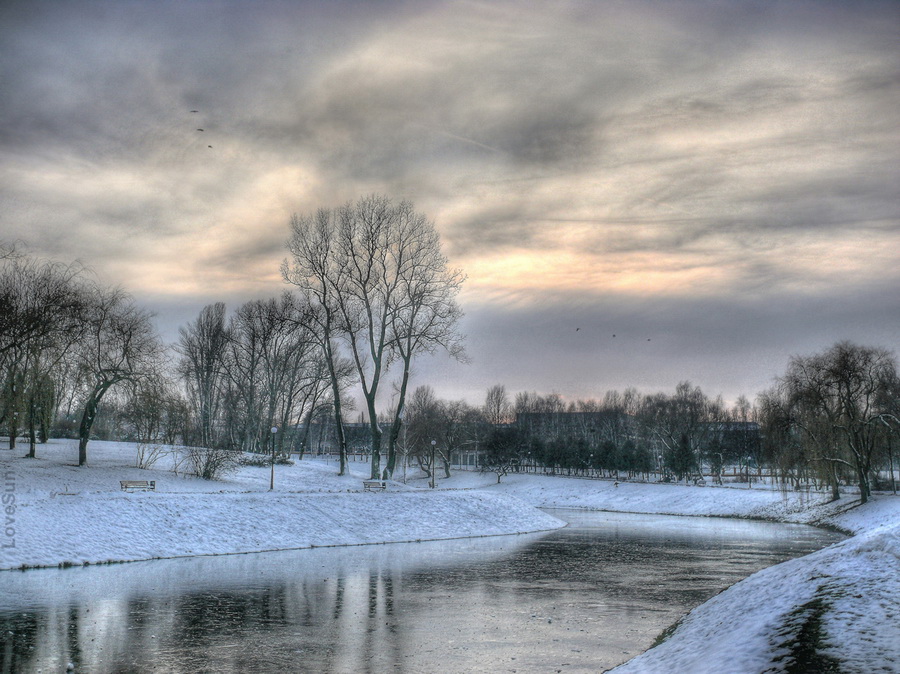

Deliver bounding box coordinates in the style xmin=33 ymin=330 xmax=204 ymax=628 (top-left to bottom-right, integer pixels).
xmin=2 ymin=439 xmax=898 ymax=672
xmin=0 ymin=440 xmax=564 ymax=570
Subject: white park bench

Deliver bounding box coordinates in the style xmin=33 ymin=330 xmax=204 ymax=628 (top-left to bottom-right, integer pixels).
xmin=120 ymin=480 xmax=156 ymax=492
xmin=363 ymin=480 xmax=386 ymax=491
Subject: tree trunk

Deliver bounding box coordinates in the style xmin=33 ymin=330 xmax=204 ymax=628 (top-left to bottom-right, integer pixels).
xmin=383 ymin=365 xmax=411 ymax=480
xmin=7 ymin=410 xmax=17 ymax=450
xmin=365 ymin=394 xmax=382 ymax=480
xmin=442 ymin=456 xmax=451 ymax=479
xmin=829 ymin=462 xmax=841 ymax=501
xmin=322 ymin=338 xmax=348 ymax=475
xmin=297 ymin=406 xmax=315 ymax=460
xmin=27 ymin=396 xmax=36 ymax=458
xmin=857 ymin=465 xmax=869 ymax=504
xmin=78 ymin=382 xmax=111 ymax=466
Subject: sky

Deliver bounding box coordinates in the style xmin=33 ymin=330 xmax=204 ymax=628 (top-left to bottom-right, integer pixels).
xmin=2 ymin=0 xmax=899 ymax=408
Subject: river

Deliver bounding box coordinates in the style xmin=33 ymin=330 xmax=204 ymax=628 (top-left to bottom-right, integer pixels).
xmin=0 ymin=510 xmax=843 ymax=673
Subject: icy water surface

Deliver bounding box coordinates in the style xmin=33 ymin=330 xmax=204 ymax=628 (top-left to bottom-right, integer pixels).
xmin=1 ymin=511 xmax=843 ymax=673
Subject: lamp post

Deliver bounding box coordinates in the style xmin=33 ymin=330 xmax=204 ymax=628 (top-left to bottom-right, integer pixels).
xmin=269 ymin=426 xmax=278 ymax=490
xmin=430 ymin=440 xmax=437 ymax=489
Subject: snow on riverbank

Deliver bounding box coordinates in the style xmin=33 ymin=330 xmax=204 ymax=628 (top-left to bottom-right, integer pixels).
xmin=610 ymin=501 xmax=900 ymax=674
xmin=434 ymin=469 xmax=847 ymax=521
xmin=0 ymin=440 xmax=564 ymax=570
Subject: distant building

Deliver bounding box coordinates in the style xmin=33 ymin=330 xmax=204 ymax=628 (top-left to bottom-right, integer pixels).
xmin=702 ymin=422 xmax=761 ymax=458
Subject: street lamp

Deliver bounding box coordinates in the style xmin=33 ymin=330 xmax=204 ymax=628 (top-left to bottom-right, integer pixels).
xmin=269 ymin=426 xmax=278 ymax=490
xmin=430 ymin=440 xmax=437 ymax=489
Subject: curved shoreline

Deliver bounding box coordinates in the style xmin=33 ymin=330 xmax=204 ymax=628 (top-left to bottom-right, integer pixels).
xmin=0 ymin=489 xmax=566 ymax=571
xmin=601 ymin=497 xmax=900 ymax=673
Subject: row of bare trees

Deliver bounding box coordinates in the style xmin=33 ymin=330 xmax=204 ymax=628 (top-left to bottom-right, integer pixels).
xmin=469 ymin=344 xmax=899 ymax=501
xmin=2 ymin=195 xmax=466 ymax=479
xmin=434 ymin=383 xmax=759 ymax=483
xmin=1 ymin=244 xmax=163 ymax=465
xmin=175 ymin=294 xmax=339 ymax=458
xmin=374 ymin=382 xmax=745 ymax=485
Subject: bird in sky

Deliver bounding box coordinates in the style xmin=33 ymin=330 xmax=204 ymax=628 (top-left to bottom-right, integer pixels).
xmin=197 ymin=129 xmax=204 ymax=132
xmin=190 ymin=110 xmax=198 ymax=113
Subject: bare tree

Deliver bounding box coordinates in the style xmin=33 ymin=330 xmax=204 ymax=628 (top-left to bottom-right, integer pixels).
xmin=176 ymin=303 xmax=230 ymax=449
xmin=74 ymin=286 xmax=163 ymax=465
xmin=782 ymin=341 xmax=897 ymax=503
xmin=283 ymin=208 xmax=355 ymax=475
xmin=405 ymin=385 xmax=442 ymax=479
xmin=1 ymin=252 xmax=88 ymax=451
xmin=484 ymin=384 xmax=512 ymax=425
xmin=285 ymin=195 xmax=465 ymax=480
xmin=382 ymin=201 xmax=465 ymax=478
xmin=637 ymin=382 xmax=720 ymax=481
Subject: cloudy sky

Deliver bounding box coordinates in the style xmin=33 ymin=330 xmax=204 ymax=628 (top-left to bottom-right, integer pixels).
xmin=2 ymin=0 xmax=899 ymax=406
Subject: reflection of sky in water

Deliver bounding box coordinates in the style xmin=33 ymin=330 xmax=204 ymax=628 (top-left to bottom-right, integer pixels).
xmin=1 ymin=512 xmax=843 ymax=673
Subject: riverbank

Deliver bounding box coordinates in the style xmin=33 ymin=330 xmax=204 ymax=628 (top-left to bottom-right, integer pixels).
xmin=436 ymin=471 xmax=900 ymax=672
xmin=607 ymin=493 xmax=900 ymax=673
xmin=0 ymin=440 xmax=565 ymax=570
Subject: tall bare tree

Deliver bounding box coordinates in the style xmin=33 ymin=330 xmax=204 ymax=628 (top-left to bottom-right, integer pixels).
xmin=283 ymin=207 xmax=354 ymax=474
xmin=285 ymin=195 xmax=465 ymax=479
xmin=484 ymin=384 xmax=512 ymax=425
xmin=176 ymin=302 xmax=230 ymax=449
xmin=382 ymin=200 xmax=465 ymax=478
xmin=75 ymin=286 xmax=163 ymax=465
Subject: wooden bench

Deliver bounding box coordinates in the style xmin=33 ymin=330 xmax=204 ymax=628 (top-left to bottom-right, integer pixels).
xmin=120 ymin=480 xmax=156 ymax=492
xmin=363 ymin=480 xmax=386 ymax=491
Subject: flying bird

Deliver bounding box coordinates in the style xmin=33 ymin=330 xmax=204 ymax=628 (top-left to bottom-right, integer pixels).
xmin=208 ymin=145 xmax=213 ymax=148
xmin=197 ymin=128 xmax=204 ymax=132
xmin=190 ymin=110 xmax=198 ymax=113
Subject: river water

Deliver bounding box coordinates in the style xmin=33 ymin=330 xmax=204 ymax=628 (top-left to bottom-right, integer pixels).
xmin=1 ymin=511 xmax=843 ymax=673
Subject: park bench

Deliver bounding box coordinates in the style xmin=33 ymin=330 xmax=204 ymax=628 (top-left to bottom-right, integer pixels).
xmin=120 ymin=480 xmax=156 ymax=492
xmin=363 ymin=480 xmax=386 ymax=491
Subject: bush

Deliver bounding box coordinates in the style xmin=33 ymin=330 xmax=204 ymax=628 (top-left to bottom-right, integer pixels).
xmin=239 ymin=452 xmax=295 ymax=467
xmin=239 ymin=453 xmax=271 ymax=467
xmin=135 ymin=443 xmax=167 ymax=469
xmin=182 ymin=446 xmax=240 ymax=480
